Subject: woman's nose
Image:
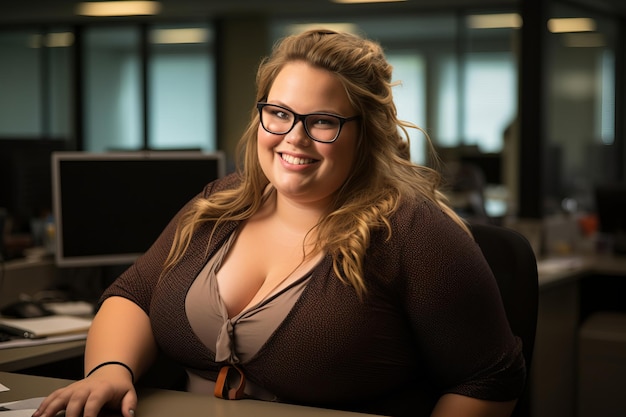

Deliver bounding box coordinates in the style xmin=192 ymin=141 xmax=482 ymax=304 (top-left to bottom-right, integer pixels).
xmin=284 ymin=120 xmax=311 ymax=146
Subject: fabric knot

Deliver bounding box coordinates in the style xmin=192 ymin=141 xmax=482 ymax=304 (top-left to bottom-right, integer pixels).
xmin=215 ymin=318 xmax=240 ymax=364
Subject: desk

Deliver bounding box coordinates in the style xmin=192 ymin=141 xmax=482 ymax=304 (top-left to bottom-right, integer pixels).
xmin=537 ymin=253 xmax=626 ymax=290
xmin=0 ymin=371 xmax=378 ymax=416
xmin=531 ymin=253 xmax=626 ymax=417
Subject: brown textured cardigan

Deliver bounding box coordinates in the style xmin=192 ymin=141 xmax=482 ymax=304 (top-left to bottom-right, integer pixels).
xmin=101 ymin=173 xmax=525 ymax=417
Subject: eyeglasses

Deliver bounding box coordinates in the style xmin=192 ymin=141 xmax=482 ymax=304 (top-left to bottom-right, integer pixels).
xmin=256 ymin=102 xmax=360 ymax=143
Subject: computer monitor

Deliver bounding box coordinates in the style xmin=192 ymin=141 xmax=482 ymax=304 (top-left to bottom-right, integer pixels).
xmin=0 ymin=138 xmax=69 ymax=234
xmin=52 ymin=151 xmax=226 ymax=267
xmin=594 ymin=182 xmax=626 ymax=255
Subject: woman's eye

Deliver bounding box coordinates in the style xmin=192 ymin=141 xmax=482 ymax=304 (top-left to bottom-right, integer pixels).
xmin=311 ymin=116 xmax=339 ymax=129
xmin=269 ymin=109 xmax=288 ymax=120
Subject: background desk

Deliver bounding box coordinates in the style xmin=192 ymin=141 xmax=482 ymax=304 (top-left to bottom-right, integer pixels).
xmin=532 ymin=254 xmax=626 ymax=417
xmin=0 ymin=371 xmax=378 ymax=417
xmin=0 ymin=340 xmax=85 ymax=372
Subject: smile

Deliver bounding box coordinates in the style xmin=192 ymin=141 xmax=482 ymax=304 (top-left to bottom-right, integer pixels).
xmin=280 ymin=153 xmax=316 ymax=165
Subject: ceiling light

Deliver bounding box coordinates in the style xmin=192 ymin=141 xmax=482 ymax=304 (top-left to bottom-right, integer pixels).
xmin=547 ymin=17 xmax=596 ymax=33
xmin=151 ymin=28 xmax=211 ymax=44
xmin=76 ymin=1 xmax=161 ymax=17
xmin=467 ymin=13 xmax=522 ymax=29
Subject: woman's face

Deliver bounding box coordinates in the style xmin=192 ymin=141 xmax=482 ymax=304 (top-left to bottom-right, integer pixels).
xmin=257 ymin=61 xmax=360 ymax=208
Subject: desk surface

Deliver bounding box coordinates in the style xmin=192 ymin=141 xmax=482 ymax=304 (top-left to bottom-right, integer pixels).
xmin=537 ymin=254 xmax=626 ymax=290
xmin=0 ymin=371 xmax=378 ymax=416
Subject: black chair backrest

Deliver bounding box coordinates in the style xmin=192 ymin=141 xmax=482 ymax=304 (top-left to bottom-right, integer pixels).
xmin=470 ymin=223 xmax=539 ymax=417
xmin=0 ymin=207 xmax=6 ymax=260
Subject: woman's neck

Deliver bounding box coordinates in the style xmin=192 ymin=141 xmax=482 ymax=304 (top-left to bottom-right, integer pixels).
xmin=261 ymin=187 xmax=329 ymax=237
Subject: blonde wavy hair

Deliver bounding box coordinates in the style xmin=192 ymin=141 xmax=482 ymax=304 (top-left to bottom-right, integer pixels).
xmin=163 ymin=29 xmax=469 ymax=295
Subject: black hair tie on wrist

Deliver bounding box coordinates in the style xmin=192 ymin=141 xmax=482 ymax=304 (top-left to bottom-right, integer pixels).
xmin=86 ymin=361 xmax=135 ymax=383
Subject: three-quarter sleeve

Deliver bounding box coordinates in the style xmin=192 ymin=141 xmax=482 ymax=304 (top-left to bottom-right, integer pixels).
xmin=398 ymin=200 xmax=526 ymax=400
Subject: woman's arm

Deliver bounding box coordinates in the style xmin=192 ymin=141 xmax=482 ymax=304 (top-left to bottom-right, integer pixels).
xmin=84 ymin=296 xmax=158 ymax=378
xmin=432 ymin=393 xmax=517 ymax=417
xmin=33 ymin=296 xmax=158 ymax=417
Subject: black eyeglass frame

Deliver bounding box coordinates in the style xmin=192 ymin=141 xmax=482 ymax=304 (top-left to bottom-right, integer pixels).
xmin=256 ymin=102 xmax=361 ymax=143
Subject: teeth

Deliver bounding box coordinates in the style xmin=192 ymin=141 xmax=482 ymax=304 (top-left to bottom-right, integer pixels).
xmin=281 ymin=153 xmax=314 ymax=165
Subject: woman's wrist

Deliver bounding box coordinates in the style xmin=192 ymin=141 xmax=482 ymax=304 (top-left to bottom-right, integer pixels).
xmin=86 ymin=361 xmax=135 ymax=383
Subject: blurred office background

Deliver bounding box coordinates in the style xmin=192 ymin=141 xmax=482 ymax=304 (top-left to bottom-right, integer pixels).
xmin=1 ymin=2 xmax=626 ymax=417
xmin=0 ymin=0 xmax=624 ymax=252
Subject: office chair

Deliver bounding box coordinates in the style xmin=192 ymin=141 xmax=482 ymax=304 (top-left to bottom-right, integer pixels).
xmin=0 ymin=208 xmax=6 ymax=261
xmin=470 ymin=222 xmax=539 ymax=417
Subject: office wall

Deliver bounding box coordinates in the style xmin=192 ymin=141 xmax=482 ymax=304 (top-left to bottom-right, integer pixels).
xmin=215 ymin=16 xmax=269 ymax=165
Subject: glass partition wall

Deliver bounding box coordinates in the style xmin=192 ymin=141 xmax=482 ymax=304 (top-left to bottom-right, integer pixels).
xmin=83 ymin=23 xmax=215 ymax=152
xmin=0 ymin=28 xmax=73 ymax=139
xmin=148 ymin=23 xmax=216 ymax=152
xmin=0 ymin=22 xmax=215 ymax=153
xmin=0 ymin=3 xmax=623 ymax=251
xmin=545 ymin=3 xmax=619 ymax=215
xmin=84 ymin=26 xmax=143 ymax=152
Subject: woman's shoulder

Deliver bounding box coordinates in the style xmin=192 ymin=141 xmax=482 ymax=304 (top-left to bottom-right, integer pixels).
xmin=394 ymin=194 xmax=452 ymax=226
xmin=389 ymin=195 xmax=473 ymax=247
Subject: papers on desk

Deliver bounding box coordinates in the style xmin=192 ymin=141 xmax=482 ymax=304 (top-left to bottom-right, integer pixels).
xmin=537 ymin=256 xmax=586 ymax=275
xmin=0 ymin=315 xmax=91 ymax=338
xmin=0 ymin=397 xmax=44 ymax=416
xmin=43 ymin=301 xmax=94 ymax=316
xmin=0 ymin=315 xmax=91 ymax=349
xmin=0 ymin=410 xmax=37 ymax=417
xmin=0 ymin=332 xmax=87 ymax=350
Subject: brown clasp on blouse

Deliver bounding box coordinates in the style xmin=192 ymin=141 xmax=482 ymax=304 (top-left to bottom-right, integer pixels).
xmin=214 ymin=365 xmax=246 ymax=400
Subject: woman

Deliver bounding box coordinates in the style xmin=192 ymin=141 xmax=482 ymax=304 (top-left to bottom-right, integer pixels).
xmin=34 ymin=29 xmax=525 ymax=417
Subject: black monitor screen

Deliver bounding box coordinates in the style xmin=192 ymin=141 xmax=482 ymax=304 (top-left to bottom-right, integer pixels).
xmin=0 ymin=139 xmax=69 ymax=233
xmin=595 ymin=183 xmax=626 ymax=235
xmin=52 ymin=151 xmax=225 ymax=267
xmin=595 ymin=182 xmax=626 ymax=254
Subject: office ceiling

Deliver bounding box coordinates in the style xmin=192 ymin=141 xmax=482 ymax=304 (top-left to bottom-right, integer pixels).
xmin=0 ymin=0 xmax=508 ymax=25
xmin=1 ymin=0 xmax=625 ymax=26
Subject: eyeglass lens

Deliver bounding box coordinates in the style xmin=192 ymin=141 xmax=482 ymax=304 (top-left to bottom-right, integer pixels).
xmin=259 ymin=104 xmax=342 ymax=143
